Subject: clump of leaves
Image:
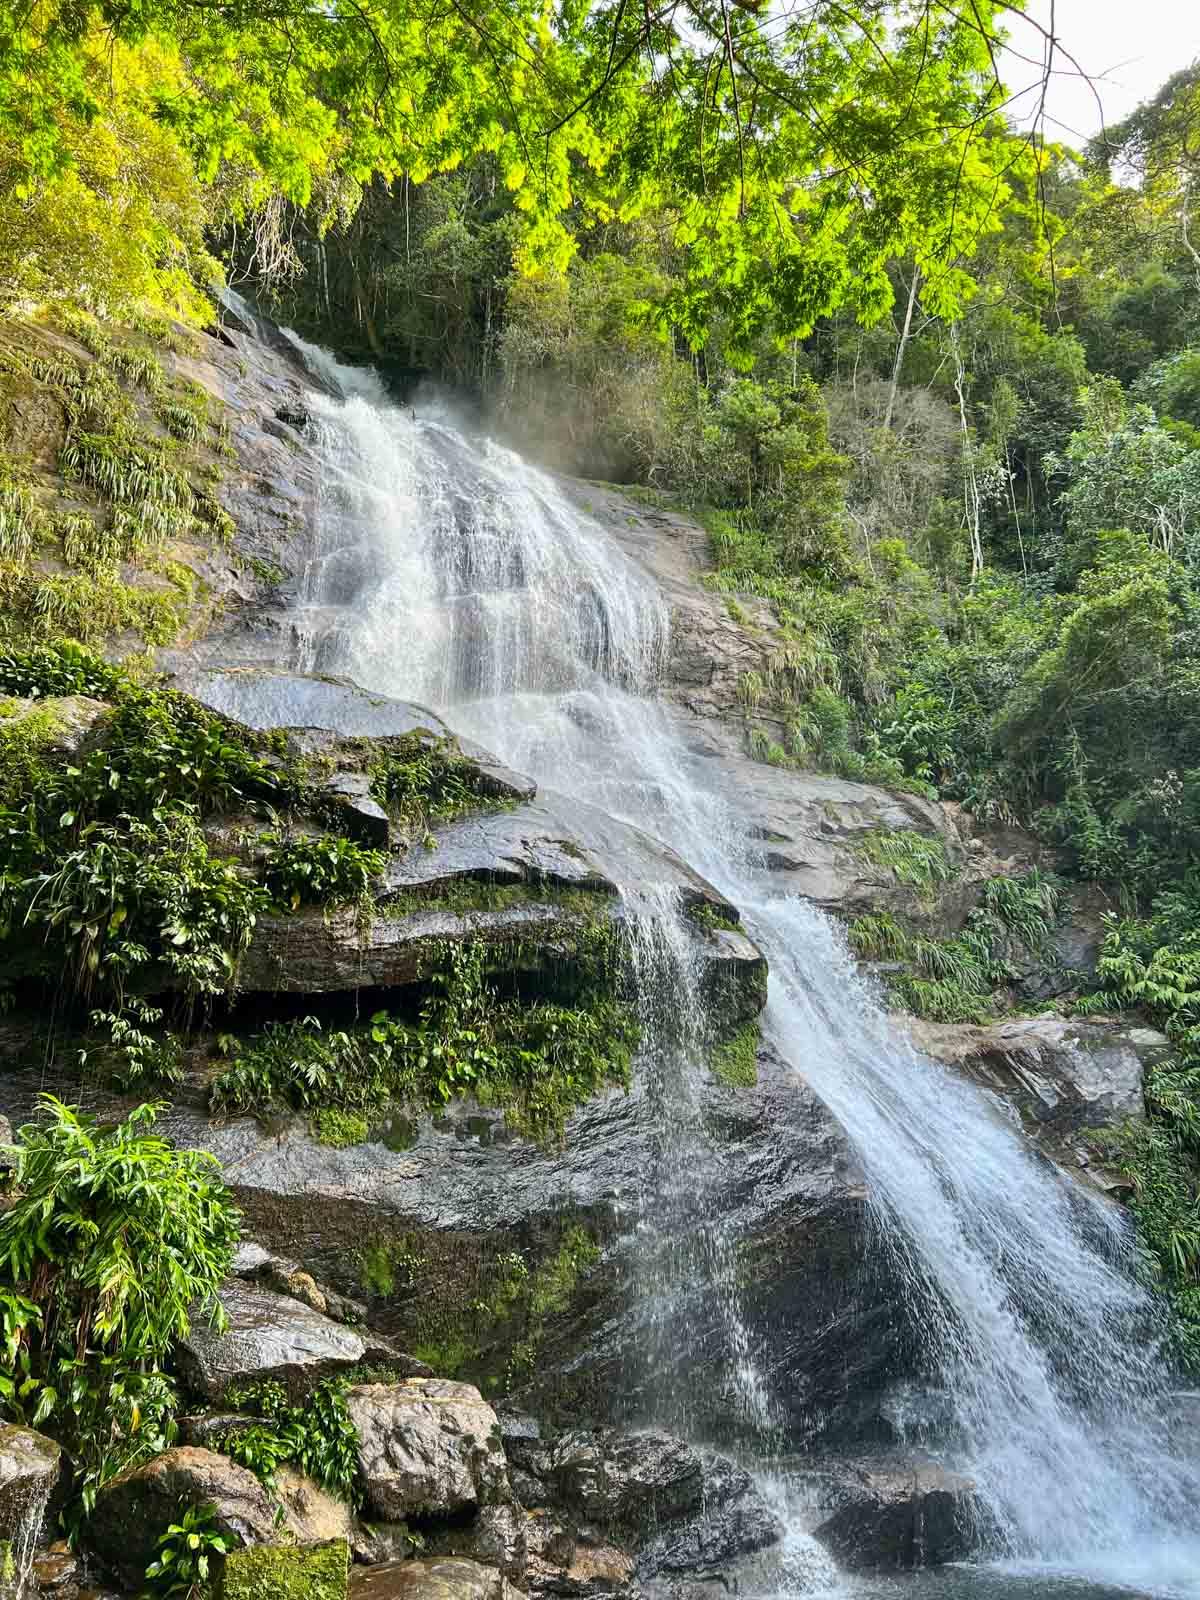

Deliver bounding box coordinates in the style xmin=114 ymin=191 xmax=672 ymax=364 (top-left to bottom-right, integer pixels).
xmin=855 ymin=828 xmax=953 ymax=891
xmin=80 ymin=999 xmax=184 ymax=1090
xmin=259 ymin=830 xmax=385 ymax=909
xmin=0 ymin=1099 xmax=240 ymax=1510
xmin=144 ymin=1502 xmax=229 ymax=1600
xmin=368 ymin=735 xmax=480 ymax=827
xmin=217 ymin=1379 xmax=359 ymax=1504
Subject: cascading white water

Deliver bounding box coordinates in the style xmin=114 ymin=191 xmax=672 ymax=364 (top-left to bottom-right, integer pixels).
xmin=281 ymin=340 xmax=1200 ymax=1595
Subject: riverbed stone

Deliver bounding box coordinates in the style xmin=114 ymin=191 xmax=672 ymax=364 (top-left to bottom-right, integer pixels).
xmin=347 ymin=1380 xmax=510 ymax=1520
xmin=350 ymin=1557 xmax=521 ymax=1600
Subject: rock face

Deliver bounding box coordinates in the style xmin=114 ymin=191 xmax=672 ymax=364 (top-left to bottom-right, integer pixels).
xmin=906 ymin=1015 xmax=1167 ymax=1181
xmin=177 ymin=1280 xmax=391 ymax=1400
xmin=0 ymin=1424 xmax=62 ymax=1538
xmin=91 ymin=1448 xmax=280 ymax=1589
xmin=348 ymin=1380 xmax=510 ymax=1520
xmin=812 ymin=1460 xmax=978 ymax=1570
xmin=98 ymin=1034 xmax=899 ymax=1444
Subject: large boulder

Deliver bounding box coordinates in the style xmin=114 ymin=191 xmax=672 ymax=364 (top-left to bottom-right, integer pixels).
xmin=350 ymin=1557 xmax=523 ymax=1600
xmin=539 ymin=1430 xmax=780 ymax=1579
xmin=0 ymin=1425 xmax=62 ymax=1540
xmin=347 ymin=1380 xmax=510 ymax=1520
xmin=90 ymin=1448 xmax=279 ymax=1589
xmin=176 ymin=1281 xmax=397 ymax=1400
xmin=275 ymin=1467 xmax=356 ymax=1546
xmin=812 ymin=1461 xmax=977 ymax=1570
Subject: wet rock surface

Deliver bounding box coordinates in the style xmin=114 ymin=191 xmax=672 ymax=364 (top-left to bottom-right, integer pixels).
xmin=906 ymin=1014 xmax=1166 ymax=1183
xmin=0 ymin=1424 xmax=63 ymax=1537
xmin=177 ymin=1280 xmax=398 ymax=1399
xmin=812 ymin=1459 xmax=978 ymax=1570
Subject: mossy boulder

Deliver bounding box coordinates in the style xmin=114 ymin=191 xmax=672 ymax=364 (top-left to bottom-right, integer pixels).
xmin=220 ymin=1538 xmax=349 ymax=1600
xmin=90 ymin=1448 xmax=280 ymax=1589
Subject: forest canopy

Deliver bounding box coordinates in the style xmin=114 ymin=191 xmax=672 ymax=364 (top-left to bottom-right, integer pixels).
xmin=1 ymin=0 xmax=1042 ymax=349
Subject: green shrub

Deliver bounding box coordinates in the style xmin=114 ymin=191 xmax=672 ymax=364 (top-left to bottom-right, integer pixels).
xmin=218 ymin=1379 xmax=359 ymax=1503
xmin=144 ymin=1502 xmax=229 ymax=1600
xmin=0 ymin=1098 xmax=240 ymax=1509
xmin=259 ymin=832 xmax=385 ymax=909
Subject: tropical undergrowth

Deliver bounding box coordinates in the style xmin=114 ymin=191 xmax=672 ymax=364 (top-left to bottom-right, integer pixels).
xmin=1073 ymin=889 xmax=1200 ymax=1366
xmin=210 ymin=937 xmax=638 ymax=1142
xmin=0 ymin=313 xmax=233 ymax=650
xmin=0 ymin=1098 xmax=240 ymax=1517
xmin=849 ymin=869 xmax=1063 ymax=1025
xmin=214 ymin=1378 xmax=360 ymax=1505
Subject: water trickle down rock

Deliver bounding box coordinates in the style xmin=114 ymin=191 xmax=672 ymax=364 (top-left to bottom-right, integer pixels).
xmin=0 ymin=1426 xmax=63 ymax=1599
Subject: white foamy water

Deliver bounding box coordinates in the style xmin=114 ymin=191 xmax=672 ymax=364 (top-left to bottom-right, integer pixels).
xmin=277 ymin=337 xmax=1200 ymax=1596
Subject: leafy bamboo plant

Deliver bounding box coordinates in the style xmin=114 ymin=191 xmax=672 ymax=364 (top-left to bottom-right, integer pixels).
xmin=0 ymin=1099 xmax=240 ymax=1512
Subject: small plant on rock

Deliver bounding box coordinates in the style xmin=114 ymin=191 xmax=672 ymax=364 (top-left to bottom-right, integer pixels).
xmin=144 ymin=1502 xmax=229 ymax=1600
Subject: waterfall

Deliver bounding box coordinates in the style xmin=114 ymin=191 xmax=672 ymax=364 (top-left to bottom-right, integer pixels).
xmin=280 ymin=342 xmax=1200 ymax=1593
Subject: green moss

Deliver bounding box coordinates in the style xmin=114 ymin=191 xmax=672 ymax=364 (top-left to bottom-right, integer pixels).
xmin=358 ymin=1240 xmax=425 ymax=1299
xmin=381 ymin=877 xmax=613 ymax=922
xmin=219 ymin=1539 xmax=348 ymax=1600
xmin=396 ymin=1223 xmax=601 ymax=1384
xmin=686 ymin=900 xmax=741 ymax=935
xmin=711 ymin=1021 xmax=760 ymax=1087
xmin=309 ymin=1108 xmax=371 ymax=1148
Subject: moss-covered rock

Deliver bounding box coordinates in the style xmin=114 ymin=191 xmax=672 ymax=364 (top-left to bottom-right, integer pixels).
xmin=220 ymin=1538 xmax=349 ymax=1600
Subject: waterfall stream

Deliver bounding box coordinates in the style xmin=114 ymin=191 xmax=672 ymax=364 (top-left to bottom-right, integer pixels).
xmin=278 ymin=341 xmax=1200 ymax=1596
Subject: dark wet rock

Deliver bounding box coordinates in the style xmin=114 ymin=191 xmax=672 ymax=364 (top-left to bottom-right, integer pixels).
xmin=349 ymin=1556 xmax=521 ymax=1600
xmin=324 ymin=769 xmax=393 ymax=846
xmin=0 ymin=1424 xmax=62 ymax=1537
xmin=427 ymin=1504 xmax=529 ymax=1584
xmin=347 ymin=1380 xmax=510 ymax=1520
xmin=525 ymin=1513 xmax=635 ymax=1600
xmin=812 ymin=1461 xmax=977 ymax=1570
xmin=544 ymin=1432 xmax=779 ymax=1579
xmin=90 ymin=1447 xmax=280 ymax=1589
xmin=548 ymin=1431 xmax=703 ymax=1528
xmin=231 ymin=1241 xmax=371 ymax=1327
xmin=177 ymin=1280 xmax=400 ymax=1400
